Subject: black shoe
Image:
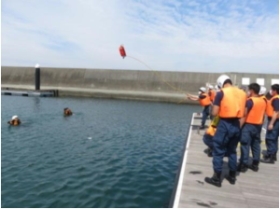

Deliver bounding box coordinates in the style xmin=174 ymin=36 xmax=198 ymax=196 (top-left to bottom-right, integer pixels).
xmin=225 ymin=170 xmax=236 ymax=185
xmin=204 ymin=148 xmax=210 ymax=154
xmin=262 ymin=152 xmax=277 ymax=161
xmin=262 ymin=150 xmax=267 ymax=156
xmin=262 ymin=152 xmax=269 ymax=159
xmin=207 ymin=150 xmax=213 ymax=157
xmin=205 ymin=172 xmax=222 ymax=187
xmin=249 ymin=160 xmax=259 ymax=172
xmin=261 ymin=155 xmax=275 ymax=164
xmin=199 ymin=126 xmax=205 ymax=130
xmin=272 ymin=154 xmax=277 ymax=162
xmin=237 ymin=163 xmax=248 ymax=172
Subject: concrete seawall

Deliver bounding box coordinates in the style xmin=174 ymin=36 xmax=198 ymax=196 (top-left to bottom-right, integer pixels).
xmin=1 ymin=66 xmax=278 ymax=103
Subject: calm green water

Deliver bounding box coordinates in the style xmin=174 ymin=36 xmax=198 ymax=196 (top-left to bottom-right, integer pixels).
xmin=2 ymin=96 xmax=200 ymax=208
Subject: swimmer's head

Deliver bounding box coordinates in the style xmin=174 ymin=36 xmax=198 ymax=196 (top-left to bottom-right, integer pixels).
xmin=8 ymin=115 xmax=20 ymax=126
xmin=12 ymin=115 xmax=18 ymax=120
xmin=64 ymin=108 xmax=72 ymax=116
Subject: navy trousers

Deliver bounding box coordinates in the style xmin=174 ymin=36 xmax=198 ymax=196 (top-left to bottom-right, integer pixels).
xmin=240 ymin=123 xmax=262 ymax=165
xmin=266 ymin=119 xmax=279 ymax=155
xmin=212 ymin=119 xmax=240 ymax=172
xmin=203 ymin=134 xmax=213 ymax=150
xmin=201 ymin=105 xmax=210 ymax=127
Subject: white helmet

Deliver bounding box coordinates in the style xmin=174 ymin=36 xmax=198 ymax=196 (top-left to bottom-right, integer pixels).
xmin=208 ymin=85 xmax=214 ymax=89
xmin=217 ymin=74 xmax=230 ymax=88
xmin=12 ymin=115 xmax=18 ymax=120
xmin=199 ymin=87 xmax=206 ymax=92
xmin=259 ymin=86 xmax=267 ymax=95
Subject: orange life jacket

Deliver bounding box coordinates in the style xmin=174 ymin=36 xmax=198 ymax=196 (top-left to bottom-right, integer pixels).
xmin=260 ymin=95 xmax=267 ymax=103
xmin=246 ymin=97 xmax=267 ymax=124
xmin=199 ymin=93 xmax=211 ymax=107
xmin=266 ymin=95 xmax=279 ymax=118
xmin=206 ymin=125 xmax=216 ymax=136
xmin=209 ymin=90 xmax=216 ymax=102
xmin=219 ymin=87 xmax=247 ymax=118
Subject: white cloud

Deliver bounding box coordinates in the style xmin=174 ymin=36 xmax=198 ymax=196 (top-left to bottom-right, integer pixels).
xmin=1 ymin=0 xmax=279 ymax=73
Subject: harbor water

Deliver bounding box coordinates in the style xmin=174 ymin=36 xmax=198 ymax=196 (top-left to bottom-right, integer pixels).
xmin=2 ymin=96 xmax=200 ymax=208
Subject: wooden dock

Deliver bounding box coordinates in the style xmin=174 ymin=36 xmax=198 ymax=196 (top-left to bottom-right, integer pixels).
xmin=172 ymin=113 xmax=279 ymax=208
xmin=1 ymin=89 xmax=57 ymax=97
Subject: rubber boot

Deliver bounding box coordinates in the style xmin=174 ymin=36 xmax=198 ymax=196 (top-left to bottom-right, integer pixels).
xmin=226 ymin=170 xmax=236 ymax=185
xmin=205 ymin=172 xmax=222 ymax=187
xmin=261 ymin=155 xmax=275 ymax=164
xmin=249 ymin=160 xmax=259 ymax=172
xmin=237 ymin=163 xmax=248 ymax=172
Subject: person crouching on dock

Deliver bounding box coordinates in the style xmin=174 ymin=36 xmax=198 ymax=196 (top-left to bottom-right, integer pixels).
xmin=203 ymin=116 xmax=219 ymax=157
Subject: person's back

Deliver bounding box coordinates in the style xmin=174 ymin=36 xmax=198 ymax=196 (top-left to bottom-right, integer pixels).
xmin=205 ymin=75 xmax=246 ymax=187
xmin=219 ymin=86 xmax=246 ymax=119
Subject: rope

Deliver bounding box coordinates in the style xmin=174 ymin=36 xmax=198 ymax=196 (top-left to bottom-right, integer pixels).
xmin=126 ymin=55 xmax=187 ymax=95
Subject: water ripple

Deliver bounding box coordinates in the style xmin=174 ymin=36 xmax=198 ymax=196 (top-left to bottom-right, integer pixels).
xmin=2 ymin=96 xmax=199 ymax=207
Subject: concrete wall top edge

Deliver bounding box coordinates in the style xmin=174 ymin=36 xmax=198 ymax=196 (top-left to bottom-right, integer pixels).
xmin=2 ymin=66 xmax=278 ymax=92
xmin=2 ymin=66 xmax=278 ymax=76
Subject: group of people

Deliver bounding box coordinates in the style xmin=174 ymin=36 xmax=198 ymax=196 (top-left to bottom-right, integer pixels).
xmin=188 ymin=74 xmax=279 ymax=187
xmin=8 ymin=108 xmax=73 ymax=126
xmin=188 ymin=85 xmax=218 ymax=128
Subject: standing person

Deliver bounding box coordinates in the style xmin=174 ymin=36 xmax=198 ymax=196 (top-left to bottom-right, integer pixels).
xmin=208 ymin=85 xmax=216 ymax=120
xmin=187 ymin=87 xmax=212 ymax=129
xmin=262 ymin=84 xmax=279 ymax=163
xmin=259 ymin=86 xmax=267 ymax=101
xmin=215 ymin=85 xmax=221 ymax=92
xmin=259 ymin=85 xmax=268 ymax=127
xmin=208 ymin=85 xmax=216 ymax=103
xmin=238 ymin=83 xmax=266 ymax=172
xmin=204 ymin=75 xmax=246 ymax=187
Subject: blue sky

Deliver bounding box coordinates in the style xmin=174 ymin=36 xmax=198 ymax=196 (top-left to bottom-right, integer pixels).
xmin=1 ymin=0 xmax=279 ymax=73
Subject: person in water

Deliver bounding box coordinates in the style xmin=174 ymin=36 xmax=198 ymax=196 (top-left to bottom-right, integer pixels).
xmin=8 ymin=115 xmax=21 ymax=126
xmin=64 ymin=108 xmax=73 ymax=116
